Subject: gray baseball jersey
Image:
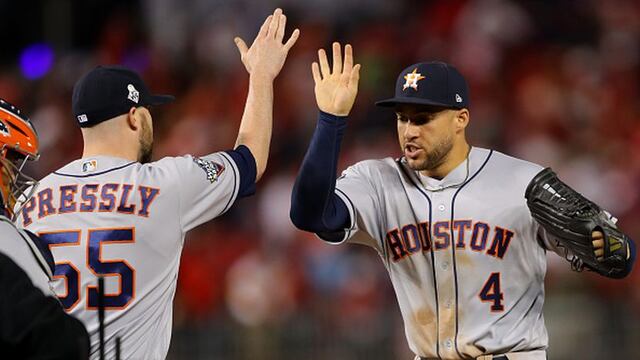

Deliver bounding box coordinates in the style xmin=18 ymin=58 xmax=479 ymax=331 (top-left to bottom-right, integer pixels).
xmin=0 ymin=216 xmax=53 ymax=295
xmin=324 ymin=146 xmax=571 ymax=359
xmin=17 ymin=152 xmax=242 ymax=359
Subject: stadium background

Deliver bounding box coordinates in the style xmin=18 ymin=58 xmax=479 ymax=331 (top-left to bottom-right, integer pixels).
xmin=1 ymin=0 xmax=639 ymax=359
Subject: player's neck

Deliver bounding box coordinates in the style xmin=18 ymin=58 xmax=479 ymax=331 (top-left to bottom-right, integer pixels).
xmin=420 ymin=141 xmax=470 ymax=180
xmin=81 ymin=126 xmax=140 ymax=162
xmin=81 ymin=140 xmax=139 ymax=162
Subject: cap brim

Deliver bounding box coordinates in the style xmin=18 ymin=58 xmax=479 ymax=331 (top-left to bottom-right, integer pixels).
xmin=375 ymin=97 xmax=460 ymax=109
xmin=147 ymin=94 xmax=175 ymax=106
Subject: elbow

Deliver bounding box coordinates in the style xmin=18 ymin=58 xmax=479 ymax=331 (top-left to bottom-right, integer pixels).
xmin=289 ymin=209 xmax=304 ymax=230
xmin=289 ymin=195 xmax=323 ymax=233
xmin=289 ymin=204 xmax=313 ymax=232
xmin=289 ymin=182 xmax=312 ymax=231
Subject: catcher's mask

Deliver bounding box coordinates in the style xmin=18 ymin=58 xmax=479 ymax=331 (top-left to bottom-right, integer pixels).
xmin=0 ymin=99 xmax=39 ymax=220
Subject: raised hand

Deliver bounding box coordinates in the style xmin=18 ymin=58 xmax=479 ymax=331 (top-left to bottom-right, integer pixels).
xmin=312 ymin=42 xmax=361 ymax=116
xmin=234 ymin=8 xmax=300 ymax=80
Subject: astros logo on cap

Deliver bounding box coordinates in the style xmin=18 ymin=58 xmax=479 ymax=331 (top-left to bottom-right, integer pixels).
xmin=402 ymin=68 xmax=425 ymax=91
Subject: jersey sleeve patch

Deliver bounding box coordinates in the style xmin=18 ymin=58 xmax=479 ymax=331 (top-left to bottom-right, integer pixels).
xmin=192 ymin=156 xmax=225 ymax=184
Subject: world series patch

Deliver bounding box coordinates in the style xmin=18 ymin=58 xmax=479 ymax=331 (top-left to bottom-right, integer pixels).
xmin=193 ymin=156 xmax=225 ymax=183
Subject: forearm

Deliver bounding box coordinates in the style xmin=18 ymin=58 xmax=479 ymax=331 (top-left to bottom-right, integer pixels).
xmin=235 ymin=74 xmax=274 ymax=182
xmin=290 ymin=111 xmax=350 ymax=232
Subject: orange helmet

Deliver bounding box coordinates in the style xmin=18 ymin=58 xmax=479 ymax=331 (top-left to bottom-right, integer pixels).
xmin=0 ymin=99 xmax=39 ymax=219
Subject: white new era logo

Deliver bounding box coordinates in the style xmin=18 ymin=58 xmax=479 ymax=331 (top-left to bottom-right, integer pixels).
xmin=77 ymin=114 xmax=88 ymax=123
xmin=455 ymin=94 xmax=463 ymax=103
xmin=127 ymin=84 xmax=140 ymax=103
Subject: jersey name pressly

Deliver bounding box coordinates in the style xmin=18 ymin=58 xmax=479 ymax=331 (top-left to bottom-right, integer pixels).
xmin=328 ymin=147 xmax=551 ymax=359
xmin=18 ymin=153 xmax=241 ymax=360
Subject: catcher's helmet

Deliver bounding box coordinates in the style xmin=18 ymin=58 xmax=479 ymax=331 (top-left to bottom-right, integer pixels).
xmin=0 ymin=99 xmax=39 ymax=219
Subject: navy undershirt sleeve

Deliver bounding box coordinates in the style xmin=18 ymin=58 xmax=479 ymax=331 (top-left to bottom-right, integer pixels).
xmin=290 ymin=111 xmax=351 ymax=238
xmin=224 ymin=145 xmax=257 ymax=198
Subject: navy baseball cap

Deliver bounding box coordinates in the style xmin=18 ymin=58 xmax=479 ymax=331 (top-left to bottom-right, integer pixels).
xmin=72 ymin=65 xmax=175 ymax=128
xmin=376 ymin=61 xmax=469 ymax=109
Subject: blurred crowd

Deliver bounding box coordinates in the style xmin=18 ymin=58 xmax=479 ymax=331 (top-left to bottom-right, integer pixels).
xmin=2 ymin=0 xmax=639 ymax=359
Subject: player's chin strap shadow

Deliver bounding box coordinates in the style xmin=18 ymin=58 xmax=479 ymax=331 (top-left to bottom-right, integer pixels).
xmin=97 ymin=276 xmax=121 ymax=360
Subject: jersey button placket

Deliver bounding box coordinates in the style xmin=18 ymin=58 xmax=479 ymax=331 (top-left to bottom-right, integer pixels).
xmin=430 ymin=191 xmax=457 ymax=359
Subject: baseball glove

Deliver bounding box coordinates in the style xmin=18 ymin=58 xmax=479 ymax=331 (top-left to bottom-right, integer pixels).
xmin=525 ymin=167 xmax=630 ymax=278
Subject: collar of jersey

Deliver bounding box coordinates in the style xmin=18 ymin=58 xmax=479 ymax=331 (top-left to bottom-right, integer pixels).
xmin=53 ymin=156 xmax=137 ymax=177
xmin=417 ymin=147 xmax=489 ymax=190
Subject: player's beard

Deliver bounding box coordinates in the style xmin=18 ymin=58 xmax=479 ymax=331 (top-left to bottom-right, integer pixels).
xmin=408 ymin=134 xmax=454 ymax=172
xmin=138 ymin=119 xmax=153 ymax=164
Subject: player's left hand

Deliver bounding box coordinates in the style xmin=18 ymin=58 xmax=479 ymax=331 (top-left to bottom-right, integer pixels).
xmin=593 ymin=231 xmax=604 ymax=261
xmin=593 ymin=230 xmax=631 ymax=261
xmin=234 ymin=8 xmax=300 ymax=81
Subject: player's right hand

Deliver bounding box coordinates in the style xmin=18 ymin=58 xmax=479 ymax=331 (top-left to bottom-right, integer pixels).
xmin=234 ymin=8 xmax=300 ymax=81
xmin=312 ymin=42 xmax=361 ymax=116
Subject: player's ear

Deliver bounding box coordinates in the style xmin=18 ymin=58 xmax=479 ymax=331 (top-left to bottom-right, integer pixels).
xmin=126 ymin=107 xmax=140 ymax=131
xmin=455 ymin=109 xmax=469 ymax=131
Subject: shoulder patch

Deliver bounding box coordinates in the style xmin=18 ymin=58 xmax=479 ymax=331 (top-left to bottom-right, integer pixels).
xmin=193 ymin=156 xmax=225 ymax=183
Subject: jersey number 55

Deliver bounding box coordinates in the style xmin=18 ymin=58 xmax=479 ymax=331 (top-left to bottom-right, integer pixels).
xmin=39 ymin=227 xmax=135 ymax=311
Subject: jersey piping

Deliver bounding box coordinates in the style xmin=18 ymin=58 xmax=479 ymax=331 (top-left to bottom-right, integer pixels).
xmin=53 ymin=162 xmax=137 ymax=178
xmin=219 ymin=152 xmax=240 ymax=215
xmin=450 ymin=150 xmax=493 ymax=358
xmin=396 ymin=159 xmax=441 ymax=359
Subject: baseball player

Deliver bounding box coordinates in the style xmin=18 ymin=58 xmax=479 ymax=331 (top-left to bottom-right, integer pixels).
xmin=290 ymin=43 xmax=636 ymax=359
xmin=18 ymin=8 xmax=299 ymax=359
xmin=0 ymin=99 xmax=89 ymax=359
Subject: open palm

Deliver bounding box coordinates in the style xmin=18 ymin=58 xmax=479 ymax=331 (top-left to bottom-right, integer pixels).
xmin=312 ymin=43 xmax=361 ymax=116
xmin=235 ymin=8 xmax=300 ymax=80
